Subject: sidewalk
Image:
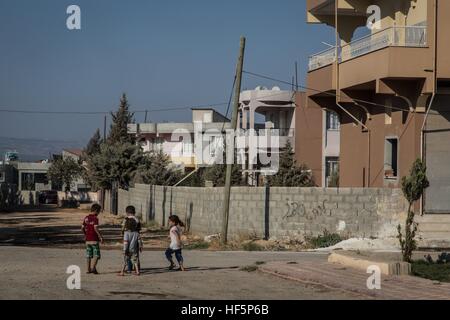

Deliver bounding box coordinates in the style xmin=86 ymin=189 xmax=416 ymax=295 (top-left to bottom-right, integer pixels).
xmin=259 ymin=259 xmax=450 ymax=300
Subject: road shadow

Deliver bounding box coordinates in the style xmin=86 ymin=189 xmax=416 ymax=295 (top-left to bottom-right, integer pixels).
xmin=138 ymin=265 xmax=240 ymax=275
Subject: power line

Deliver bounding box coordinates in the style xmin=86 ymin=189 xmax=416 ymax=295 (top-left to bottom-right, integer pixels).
xmin=243 ymin=70 xmax=418 ymax=113
xmin=0 ymin=102 xmax=229 ymax=116
xmin=222 ymin=75 xmax=237 ymax=132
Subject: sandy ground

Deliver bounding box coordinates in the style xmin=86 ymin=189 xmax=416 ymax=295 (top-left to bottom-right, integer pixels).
xmin=0 ymin=208 xmax=360 ymax=300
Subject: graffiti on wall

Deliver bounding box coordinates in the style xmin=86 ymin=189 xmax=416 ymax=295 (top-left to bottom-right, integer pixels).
xmin=283 ymin=199 xmax=375 ymax=221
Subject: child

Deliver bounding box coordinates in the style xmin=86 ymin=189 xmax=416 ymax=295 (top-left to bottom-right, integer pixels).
xmin=165 ymin=215 xmax=185 ymax=271
xmin=81 ymin=203 xmax=104 ymax=275
xmin=119 ymin=206 xmax=143 ymax=276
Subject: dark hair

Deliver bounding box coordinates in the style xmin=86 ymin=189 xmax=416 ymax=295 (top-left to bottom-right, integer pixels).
xmin=168 ymin=215 xmax=185 ymax=227
xmin=126 ymin=206 xmax=136 ymax=215
xmin=91 ymin=203 xmax=101 ymax=214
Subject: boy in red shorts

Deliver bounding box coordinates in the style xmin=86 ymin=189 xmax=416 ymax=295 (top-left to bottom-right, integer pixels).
xmin=81 ymin=204 xmax=104 ymax=274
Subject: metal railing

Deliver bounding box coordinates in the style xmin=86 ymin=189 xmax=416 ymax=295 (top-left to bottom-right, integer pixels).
xmin=308 ymin=47 xmax=337 ymax=71
xmin=308 ymin=25 xmax=427 ymax=71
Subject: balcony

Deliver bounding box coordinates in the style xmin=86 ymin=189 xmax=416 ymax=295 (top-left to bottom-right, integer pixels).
xmin=308 ymin=25 xmax=428 ymax=72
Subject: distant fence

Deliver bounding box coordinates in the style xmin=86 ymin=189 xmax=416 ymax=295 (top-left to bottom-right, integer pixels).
xmin=110 ymin=184 xmax=407 ymax=241
xmin=0 ymin=183 xmax=19 ymax=212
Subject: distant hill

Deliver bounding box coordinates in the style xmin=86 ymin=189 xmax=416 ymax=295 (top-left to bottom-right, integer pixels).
xmin=0 ymin=136 xmax=84 ymax=162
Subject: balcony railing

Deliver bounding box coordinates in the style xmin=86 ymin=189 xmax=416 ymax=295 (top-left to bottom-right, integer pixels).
xmin=308 ymin=25 xmax=427 ymax=71
xmin=309 ymin=47 xmax=336 ymax=71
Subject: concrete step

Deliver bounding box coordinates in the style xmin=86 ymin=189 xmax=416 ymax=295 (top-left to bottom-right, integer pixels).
xmin=417 ymin=214 xmax=450 ymax=223
xmin=417 ymin=223 xmax=450 ymax=232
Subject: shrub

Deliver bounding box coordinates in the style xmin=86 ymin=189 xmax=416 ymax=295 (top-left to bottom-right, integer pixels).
xmin=398 ymin=159 xmax=429 ymax=263
xmin=242 ymin=241 xmax=263 ymax=252
xmin=306 ymin=230 xmax=343 ymax=249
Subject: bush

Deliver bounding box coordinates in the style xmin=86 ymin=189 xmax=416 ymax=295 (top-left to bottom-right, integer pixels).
xmin=306 ymin=230 xmax=343 ymax=249
xmin=242 ymin=241 xmax=264 ymax=252
xmin=411 ymin=260 xmax=450 ymax=283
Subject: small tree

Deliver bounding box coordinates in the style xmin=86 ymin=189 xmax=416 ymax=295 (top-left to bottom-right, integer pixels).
xmin=88 ymin=142 xmax=144 ymax=190
xmin=85 ymin=129 xmax=102 ymax=158
xmin=397 ymin=159 xmax=430 ymax=263
xmin=48 ymin=157 xmax=83 ymax=192
xmin=135 ymin=150 xmax=182 ymax=186
xmin=203 ymin=162 xmax=244 ymax=187
xmin=108 ymin=93 xmax=135 ymax=145
xmin=269 ymin=141 xmax=314 ymax=187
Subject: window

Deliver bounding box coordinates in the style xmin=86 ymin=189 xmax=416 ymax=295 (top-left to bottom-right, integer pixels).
xmin=0 ymin=171 xmax=4 ymax=182
xmin=21 ymin=173 xmax=35 ymax=191
xmin=384 ymin=138 xmax=398 ymax=179
xmin=326 ymin=111 xmax=340 ymax=130
xmin=325 ymin=157 xmax=340 ymax=187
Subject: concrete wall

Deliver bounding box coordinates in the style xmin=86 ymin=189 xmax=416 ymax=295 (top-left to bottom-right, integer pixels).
xmin=117 ymin=184 xmax=407 ymax=240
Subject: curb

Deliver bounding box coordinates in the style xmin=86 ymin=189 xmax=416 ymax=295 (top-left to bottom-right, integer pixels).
xmin=328 ymin=252 xmax=411 ymax=276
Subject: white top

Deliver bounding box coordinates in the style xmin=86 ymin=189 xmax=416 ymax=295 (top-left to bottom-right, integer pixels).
xmin=169 ymin=225 xmax=182 ymax=250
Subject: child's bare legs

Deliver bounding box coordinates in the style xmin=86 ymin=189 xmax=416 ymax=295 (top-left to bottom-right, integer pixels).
xmin=134 ymin=260 xmax=140 ymax=276
xmin=118 ymin=254 xmax=129 ymax=276
xmin=91 ymin=257 xmax=99 ymax=274
xmin=86 ymin=258 xmax=92 ymax=274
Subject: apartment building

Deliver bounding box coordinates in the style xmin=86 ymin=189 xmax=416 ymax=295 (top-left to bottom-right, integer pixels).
xmin=128 ymin=108 xmax=231 ymax=172
xmin=238 ymin=86 xmax=296 ymax=184
xmin=295 ymin=92 xmax=341 ymax=187
xmin=239 ymin=87 xmax=341 ymax=186
xmin=306 ymin=0 xmax=450 ymax=214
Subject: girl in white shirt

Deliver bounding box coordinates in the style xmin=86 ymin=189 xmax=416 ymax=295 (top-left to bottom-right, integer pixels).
xmin=165 ymin=215 xmax=185 ymax=271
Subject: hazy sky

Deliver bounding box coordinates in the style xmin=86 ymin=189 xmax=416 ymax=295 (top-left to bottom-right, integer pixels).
xmin=0 ymin=0 xmax=335 ymax=143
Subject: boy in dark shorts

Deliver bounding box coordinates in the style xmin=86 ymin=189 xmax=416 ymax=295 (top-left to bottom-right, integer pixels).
xmin=81 ymin=204 xmax=104 ymax=274
xmin=118 ymin=206 xmax=143 ymax=276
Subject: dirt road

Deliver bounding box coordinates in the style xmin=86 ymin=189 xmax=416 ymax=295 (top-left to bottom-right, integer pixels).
xmin=0 ymin=208 xmax=359 ymax=300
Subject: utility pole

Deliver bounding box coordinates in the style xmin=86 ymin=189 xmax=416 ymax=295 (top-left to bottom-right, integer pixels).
xmin=295 ymin=61 xmax=299 ymax=91
xmin=103 ymin=115 xmax=107 ymax=142
xmin=221 ymin=36 xmax=246 ymax=245
xmin=144 ymin=110 xmax=148 ymax=123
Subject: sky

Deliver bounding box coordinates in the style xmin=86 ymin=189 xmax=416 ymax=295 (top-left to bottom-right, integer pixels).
xmin=0 ymin=0 xmax=335 ymax=143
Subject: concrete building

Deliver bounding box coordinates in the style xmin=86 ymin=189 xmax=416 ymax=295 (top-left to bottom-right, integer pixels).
xmin=295 ymin=92 xmax=341 ymax=187
xmin=238 ymin=87 xmax=341 ymax=186
xmin=62 ymin=149 xmax=90 ymax=192
xmin=128 ymin=108 xmax=231 ymax=172
xmin=238 ymin=87 xmax=296 ymax=184
xmin=305 ymin=0 xmax=450 ymax=214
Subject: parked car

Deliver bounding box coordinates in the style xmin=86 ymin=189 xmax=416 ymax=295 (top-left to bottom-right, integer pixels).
xmin=38 ymin=190 xmax=58 ymax=204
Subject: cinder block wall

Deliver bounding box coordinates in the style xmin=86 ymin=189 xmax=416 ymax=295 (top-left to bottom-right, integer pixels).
xmin=117 ymin=185 xmax=407 ymax=240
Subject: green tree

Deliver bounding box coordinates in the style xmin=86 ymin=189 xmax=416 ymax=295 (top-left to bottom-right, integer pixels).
xmin=88 ymin=143 xmax=144 ymax=189
xmin=398 ymin=159 xmax=430 ymax=263
xmin=203 ymin=162 xmax=244 ymax=187
xmin=85 ymin=129 xmax=102 ymax=158
xmin=48 ymin=157 xmax=83 ymax=192
xmin=108 ymin=93 xmax=135 ymax=145
xmin=269 ymin=141 xmax=314 ymax=187
xmin=135 ymin=150 xmax=182 ymax=186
